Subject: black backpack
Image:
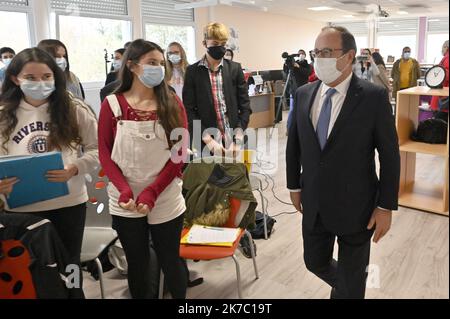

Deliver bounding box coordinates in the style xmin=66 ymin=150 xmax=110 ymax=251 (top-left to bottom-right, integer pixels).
xmin=249 ymin=211 xmax=276 ymax=239
xmin=411 ymin=118 xmax=448 ymax=144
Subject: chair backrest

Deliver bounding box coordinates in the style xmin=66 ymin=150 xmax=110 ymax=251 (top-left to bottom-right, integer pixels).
xmin=84 ymin=165 xmax=112 ymax=228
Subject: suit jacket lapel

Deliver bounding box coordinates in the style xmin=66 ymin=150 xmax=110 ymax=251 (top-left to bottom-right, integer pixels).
xmin=323 ymin=75 xmax=363 ymax=154
xmin=222 ymin=61 xmax=233 ymax=109
xmin=199 ymin=64 xmax=214 ymax=107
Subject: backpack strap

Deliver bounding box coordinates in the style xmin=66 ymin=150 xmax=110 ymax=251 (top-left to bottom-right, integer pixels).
xmin=106 ymin=94 xmax=123 ymax=118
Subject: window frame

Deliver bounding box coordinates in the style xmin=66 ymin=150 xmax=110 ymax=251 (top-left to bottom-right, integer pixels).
xmin=142 ymin=19 xmax=197 ymax=60
xmin=51 ymin=1 xmax=133 ymax=84
xmin=0 ymin=0 xmax=36 ymax=47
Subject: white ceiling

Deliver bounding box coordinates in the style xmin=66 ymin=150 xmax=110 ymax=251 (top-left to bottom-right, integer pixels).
xmin=194 ymin=0 xmax=450 ymax=22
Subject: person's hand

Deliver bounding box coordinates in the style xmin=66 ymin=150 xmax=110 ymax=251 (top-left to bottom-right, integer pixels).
xmin=46 ymin=164 xmax=78 ymax=183
xmin=136 ymin=203 xmax=151 ymax=215
xmin=119 ymin=199 xmax=137 ymax=212
xmin=203 ymin=135 xmax=225 ymax=155
xmin=367 ymin=208 xmax=392 ymax=243
xmin=0 ymin=177 xmax=19 ymax=196
xmin=290 ymin=192 xmax=303 ymax=214
xmin=224 ymin=142 xmax=241 ymax=158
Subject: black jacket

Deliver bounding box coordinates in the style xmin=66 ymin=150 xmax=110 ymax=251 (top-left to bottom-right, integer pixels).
xmin=183 ymin=59 xmax=252 ymax=141
xmin=286 ymin=75 xmax=400 ymax=235
xmin=285 ymin=60 xmax=311 ymax=94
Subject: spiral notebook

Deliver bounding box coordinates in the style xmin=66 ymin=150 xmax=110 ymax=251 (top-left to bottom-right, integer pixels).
xmin=0 ymin=152 xmax=69 ymax=209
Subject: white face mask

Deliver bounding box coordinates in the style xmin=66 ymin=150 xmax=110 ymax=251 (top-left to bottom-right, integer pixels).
xmin=299 ymin=54 xmax=306 ymax=61
xmin=314 ymin=54 xmax=348 ymax=85
xmin=168 ymin=54 xmax=182 ymax=65
xmin=55 ymin=57 xmax=67 ymax=72
xmin=113 ymin=60 xmax=122 ymax=71
xmin=20 ymin=80 xmax=56 ymax=100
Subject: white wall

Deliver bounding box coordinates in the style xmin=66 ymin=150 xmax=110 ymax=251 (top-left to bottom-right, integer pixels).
xmin=194 ymin=6 xmax=324 ymax=71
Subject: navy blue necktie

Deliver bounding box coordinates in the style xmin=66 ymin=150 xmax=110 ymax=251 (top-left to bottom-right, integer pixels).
xmin=316 ymin=88 xmax=337 ymax=150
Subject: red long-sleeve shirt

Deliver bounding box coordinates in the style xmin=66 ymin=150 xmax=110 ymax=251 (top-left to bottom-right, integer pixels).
xmin=98 ymin=93 xmax=188 ymax=209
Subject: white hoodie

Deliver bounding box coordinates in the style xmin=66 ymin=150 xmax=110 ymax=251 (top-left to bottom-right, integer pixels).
xmin=0 ymin=97 xmax=99 ymax=212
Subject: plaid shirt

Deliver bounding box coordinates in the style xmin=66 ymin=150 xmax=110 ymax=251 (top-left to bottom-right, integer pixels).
xmin=199 ymin=56 xmax=231 ymax=139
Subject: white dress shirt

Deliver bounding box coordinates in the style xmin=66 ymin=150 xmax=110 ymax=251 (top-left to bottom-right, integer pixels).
xmin=310 ymin=72 xmax=353 ymax=135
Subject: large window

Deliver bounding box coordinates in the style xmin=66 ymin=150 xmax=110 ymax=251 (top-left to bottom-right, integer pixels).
xmin=376 ymin=19 xmax=419 ymax=62
xmin=142 ymin=0 xmax=196 ymax=62
xmin=0 ymin=10 xmax=31 ymax=52
xmin=57 ymin=15 xmax=131 ymax=83
xmin=426 ymin=17 xmax=449 ymax=64
xmin=426 ymin=33 xmax=449 ymax=64
xmin=145 ymin=24 xmax=196 ymax=63
xmin=376 ymin=34 xmax=417 ymax=62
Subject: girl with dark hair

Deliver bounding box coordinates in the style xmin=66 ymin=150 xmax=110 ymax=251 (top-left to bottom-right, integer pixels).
xmin=166 ymin=42 xmax=189 ymax=100
xmin=37 ymin=39 xmax=85 ymax=99
xmin=371 ymin=51 xmax=391 ymax=95
xmin=105 ymin=48 xmax=126 ymax=86
xmin=98 ymin=39 xmax=188 ymax=299
xmin=0 ymin=48 xmax=99 ymax=296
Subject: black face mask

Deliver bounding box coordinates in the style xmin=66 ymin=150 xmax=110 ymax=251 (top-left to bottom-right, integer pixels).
xmin=207 ymin=45 xmax=227 ymax=60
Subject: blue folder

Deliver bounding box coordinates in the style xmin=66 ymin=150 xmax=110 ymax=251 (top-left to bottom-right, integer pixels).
xmin=0 ymin=152 xmax=69 ymax=209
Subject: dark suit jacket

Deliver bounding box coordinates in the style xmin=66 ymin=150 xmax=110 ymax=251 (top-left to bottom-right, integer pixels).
xmin=286 ymin=75 xmax=400 ymax=235
xmin=183 ymin=59 xmax=252 ymax=147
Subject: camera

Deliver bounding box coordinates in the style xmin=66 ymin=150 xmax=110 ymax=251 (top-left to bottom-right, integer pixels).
xmin=356 ymin=55 xmax=369 ymax=63
xmin=282 ymin=52 xmax=300 ymax=69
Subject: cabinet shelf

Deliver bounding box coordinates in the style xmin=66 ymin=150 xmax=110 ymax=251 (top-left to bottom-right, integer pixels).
xmin=396 ymin=87 xmax=449 ymax=215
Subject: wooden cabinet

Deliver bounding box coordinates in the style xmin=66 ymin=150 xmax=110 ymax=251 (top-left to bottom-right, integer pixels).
xmin=396 ymin=87 xmax=449 ymax=215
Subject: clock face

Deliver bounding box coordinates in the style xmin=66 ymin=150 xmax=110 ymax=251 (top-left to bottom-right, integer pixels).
xmin=425 ymin=66 xmax=446 ymax=88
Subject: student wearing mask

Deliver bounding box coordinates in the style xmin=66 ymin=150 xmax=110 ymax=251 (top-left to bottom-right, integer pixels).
xmin=166 ymin=42 xmax=189 ymax=100
xmin=100 ymin=42 xmax=132 ymax=102
xmin=37 ymin=39 xmax=85 ymax=100
xmin=371 ymin=52 xmax=391 ymax=96
xmin=105 ymin=48 xmax=126 ymax=86
xmin=98 ymin=39 xmax=188 ymax=299
xmin=0 ymin=48 xmax=99 ymax=297
xmin=0 ymin=47 xmax=15 ymax=85
xmin=224 ymin=49 xmax=234 ymax=61
xmin=391 ymin=46 xmax=421 ymax=100
xmin=183 ymin=22 xmax=251 ymax=155
xmin=353 ymin=48 xmax=380 ymax=83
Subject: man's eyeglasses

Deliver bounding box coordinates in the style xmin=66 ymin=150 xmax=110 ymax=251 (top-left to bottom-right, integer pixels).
xmin=311 ymin=48 xmax=344 ymax=59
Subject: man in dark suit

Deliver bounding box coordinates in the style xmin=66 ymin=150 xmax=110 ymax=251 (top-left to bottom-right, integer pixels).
xmin=183 ymin=22 xmax=252 ymax=156
xmin=286 ymin=26 xmax=400 ymax=299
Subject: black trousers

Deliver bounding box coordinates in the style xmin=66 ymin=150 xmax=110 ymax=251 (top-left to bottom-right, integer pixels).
xmin=7 ymin=203 xmax=86 ymax=297
xmin=112 ymin=213 xmax=187 ymax=299
xmin=302 ymin=215 xmax=373 ymax=299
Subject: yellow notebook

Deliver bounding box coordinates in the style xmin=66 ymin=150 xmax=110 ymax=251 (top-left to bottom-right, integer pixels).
xmin=181 ymin=225 xmax=241 ymax=247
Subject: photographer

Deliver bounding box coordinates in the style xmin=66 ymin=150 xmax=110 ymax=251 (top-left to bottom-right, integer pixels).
xmin=285 ymin=50 xmax=312 ymax=131
xmin=353 ymin=48 xmax=380 ymax=83
xmin=284 ymin=49 xmax=312 ymax=95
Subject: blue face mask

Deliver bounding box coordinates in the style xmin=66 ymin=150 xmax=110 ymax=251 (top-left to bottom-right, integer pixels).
xmin=20 ymin=80 xmax=56 ymax=100
xmin=138 ymin=65 xmax=165 ymax=88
